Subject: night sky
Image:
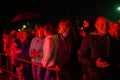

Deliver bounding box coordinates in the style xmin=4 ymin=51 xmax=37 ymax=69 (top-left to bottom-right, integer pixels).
xmin=0 ymin=0 xmax=120 ymax=31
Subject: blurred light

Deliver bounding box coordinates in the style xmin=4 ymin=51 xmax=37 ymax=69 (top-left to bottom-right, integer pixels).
xmin=117 ymin=6 xmax=120 ymax=11
xmin=23 ymin=24 xmax=27 ymax=28
xmin=115 ymin=4 xmax=120 ymax=13
xmin=18 ymin=29 xmax=21 ymax=31
xmin=22 ymin=28 xmax=24 ymax=30
xmin=3 ymin=29 xmax=6 ymax=32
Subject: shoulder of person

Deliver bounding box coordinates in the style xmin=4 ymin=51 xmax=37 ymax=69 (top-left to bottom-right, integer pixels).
xmin=89 ymin=31 xmax=98 ymax=36
xmin=82 ymin=31 xmax=98 ymax=42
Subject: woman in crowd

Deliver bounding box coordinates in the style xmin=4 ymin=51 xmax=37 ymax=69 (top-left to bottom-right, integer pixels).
xmin=41 ymin=24 xmax=58 ymax=80
xmin=29 ymin=25 xmax=45 ymax=80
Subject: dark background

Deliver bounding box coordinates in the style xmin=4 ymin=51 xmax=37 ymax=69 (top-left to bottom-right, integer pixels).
xmin=0 ymin=0 xmax=120 ymax=32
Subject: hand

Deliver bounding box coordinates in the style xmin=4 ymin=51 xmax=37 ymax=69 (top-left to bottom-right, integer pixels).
xmin=96 ymin=57 xmax=110 ymax=68
xmin=30 ymin=53 xmax=36 ymax=58
xmin=55 ymin=65 xmax=60 ymax=71
xmin=34 ymin=52 xmax=40 ymax=57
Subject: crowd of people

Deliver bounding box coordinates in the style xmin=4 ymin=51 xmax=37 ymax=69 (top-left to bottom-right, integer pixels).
xmin=0 ymin=15 xmax=120 ymax=80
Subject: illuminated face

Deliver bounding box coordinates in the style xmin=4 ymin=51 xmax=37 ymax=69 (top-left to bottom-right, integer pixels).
xmin=95 ymin=17 xmax=108 ymax=35
xmin=108 ymin=23 xmax=119 ymax=36
xmin=36 ymin=27 xmax=44 ymax=37
xmin=83 ymin=20 xmax=90 ymax=28
xmin=58 ymin=25 xmax=66 ymax=34
xmin=58 ymin=23 xmax=69 ymax=35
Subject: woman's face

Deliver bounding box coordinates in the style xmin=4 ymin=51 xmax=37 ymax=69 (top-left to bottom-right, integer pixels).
xmin=36 ymin=27 xmax=44 ymax=37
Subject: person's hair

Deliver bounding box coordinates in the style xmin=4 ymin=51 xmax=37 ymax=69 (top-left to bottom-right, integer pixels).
xmin=34 ymin=23 xmax=42 ymax=31
xmin=95 ymin=16 xmax=107 ymax=23
xmin=83 ymin=16 xmax=92 ymax=23
xmin=44 ymin=24 xmax=55 ymax=34
xmin=58 ymin=19 xmax=72 ymax=27
xmin=59 ymin=19 xmax=80 ymax=48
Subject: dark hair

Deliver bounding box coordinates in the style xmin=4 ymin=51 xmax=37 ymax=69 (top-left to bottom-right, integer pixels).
xmin=83 ymin=16 xmax=92 ymax=23
xmin=59 ymin=19 xmax=72 ymax=27
xmin=44 ymin=24 xmax=55 ymax=34
xmin=59 ymin=19 xmax=80 ymax=48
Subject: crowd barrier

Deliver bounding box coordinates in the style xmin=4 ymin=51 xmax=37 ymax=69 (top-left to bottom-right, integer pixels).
xmin=0 ymin=53 xmax=59 ymax=80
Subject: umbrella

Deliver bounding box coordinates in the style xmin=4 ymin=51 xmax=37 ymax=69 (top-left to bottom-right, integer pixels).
xmin=11 ymin=12 xmax=42 ymax=30
xmin=12 ymin=12 xmax=41 ymax=22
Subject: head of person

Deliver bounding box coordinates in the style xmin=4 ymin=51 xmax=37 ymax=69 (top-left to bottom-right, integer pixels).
xmin=58 ymin=19 xmax=71 ymax=35
xmin=10 ymin=29 xmax=17 ymax=39
xmin=22 ymin=30 xmax=30 ymax=39
xmin=83 ymin=16 xmax=92 ymax=28
xmin=35 ymin=26 xmax=44 ymax=38
xmin=95 ymin=16 xmax=108 ymax=35
xmin=108 ymin=22 xmax=120 ymax=37
xmin=108 ymin=21 xmax=114 ymax=28
xmin=31 ymin=23 xmax=42 ymax=36
xmin=34 ymin=23 xmax=41 ymax=31
xmin=43 ymin=24 xmax=55 ymax=36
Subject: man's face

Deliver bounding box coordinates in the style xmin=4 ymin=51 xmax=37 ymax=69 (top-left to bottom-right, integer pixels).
xmin=36 ymin=27 xmax=44 ymax=37
xmin=58 ymin=25 xmax=66 ymax=34
xmin=95 ymin=17 xmax=108 ymax=35
xmin=58 ymin=23 xmax=69 ymax=35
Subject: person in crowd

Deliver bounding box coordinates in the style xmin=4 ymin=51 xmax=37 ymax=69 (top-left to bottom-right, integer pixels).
xmin=78 ymin=16 xmax=120 ymax=80
xmin=2 ymin=32 xmax=13 ymax=76
xmin=0 ymin=32 xmax=9 ymax=73
xmin=2 ymin=33 xmax=9 ymax=54
xmin=108 ymin=21 xmax=120 ymax=46
xmin=29 ymin=25 xmax=45 ymax=80
xmin=9 ymin=29 xmax=24 ymax=80
xmin=108 ymin=21 xmax=120 ymax=40
xmin=31 ymin=23 xmax=42 ymax=38
xmin=41 ymin=24 xmax=58 ymax=80
xmin=108 ymin=21 xmax=120 ymax=74
xmin=78 ymin=16 xmax=96 ymax=80
xmin=20 ymin=30 xmax=33 ymax=80
xmin=55 ymin=19 xmax=80 ymax=80
xmin=79 ymin=16 xmax=95 ymax=37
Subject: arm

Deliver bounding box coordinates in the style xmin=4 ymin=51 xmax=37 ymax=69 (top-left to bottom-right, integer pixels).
xmin=42 ymin=37 xmax=54 ymax=66
xmin=29 ymin=38 xmax=35 ymax=58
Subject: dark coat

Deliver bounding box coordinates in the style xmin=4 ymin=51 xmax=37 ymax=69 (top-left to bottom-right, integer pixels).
xmin=56 ymin=33 xmax=79 ymax=80
xmin=78 ymin=33 xmax=120 ymax=80
xmin=21 ymin=36 xmax=33 ymax=61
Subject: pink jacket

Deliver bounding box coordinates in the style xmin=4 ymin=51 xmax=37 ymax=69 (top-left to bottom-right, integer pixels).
xmin=41 ymin=34 xmax=58 ymax=67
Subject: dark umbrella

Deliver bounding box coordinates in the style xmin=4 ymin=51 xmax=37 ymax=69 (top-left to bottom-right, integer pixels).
xmin=11 ymin=12 xmax=41 ymax=30
xmin=12 ymin=12 xmax=41 ymax=22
